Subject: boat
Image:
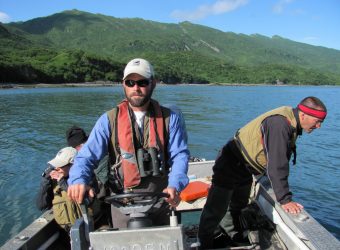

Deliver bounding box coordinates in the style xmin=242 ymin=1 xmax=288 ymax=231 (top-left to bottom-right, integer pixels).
xmin=2 ymin=160 xmax=340 ymax=250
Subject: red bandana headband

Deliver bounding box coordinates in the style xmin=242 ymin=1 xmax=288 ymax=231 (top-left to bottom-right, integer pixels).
xmin=298 ymin=104 xmax=327 ymax=120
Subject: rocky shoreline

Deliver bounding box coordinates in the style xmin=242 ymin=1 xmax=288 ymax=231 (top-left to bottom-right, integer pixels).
xmin=0 ymin=82 xmax=121 ymax=89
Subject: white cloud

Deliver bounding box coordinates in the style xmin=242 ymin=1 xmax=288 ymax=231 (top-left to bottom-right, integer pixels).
xmin=272 ymin=0 xmax=294 ymax=14
xmin=171 ymin=0 xmax=248 ymax=21
xmin=0 ymin=12 xmax=11 ymax=23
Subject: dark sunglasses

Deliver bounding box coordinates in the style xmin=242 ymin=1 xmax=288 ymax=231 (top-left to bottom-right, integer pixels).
xmin=124 ymin=79 xmax=151 ymax=88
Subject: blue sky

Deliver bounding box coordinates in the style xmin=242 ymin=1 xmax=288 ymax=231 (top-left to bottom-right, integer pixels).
xmin=0 ymin=0 xmax=339 ymax=50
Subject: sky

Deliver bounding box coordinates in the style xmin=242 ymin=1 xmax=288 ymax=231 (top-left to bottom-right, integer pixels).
xmin=0 ymin=0 xmax=339 ymax=50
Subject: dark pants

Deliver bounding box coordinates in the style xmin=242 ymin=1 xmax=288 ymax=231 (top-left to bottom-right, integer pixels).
xmin=219 ymin=182 xmax=252 ymax=237
xmin=198 ymin=139 xmax=253 ymax=249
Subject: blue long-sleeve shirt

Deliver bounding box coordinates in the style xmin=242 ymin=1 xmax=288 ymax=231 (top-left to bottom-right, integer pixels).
xmin=68 ymin=107 xmax=190 ymax=192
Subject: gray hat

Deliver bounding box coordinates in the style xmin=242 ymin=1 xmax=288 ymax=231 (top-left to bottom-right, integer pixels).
xmin=48 ymin=147 xmax=77 ymax=168
xmin=123 ymin=58 xmax=154 ymax=80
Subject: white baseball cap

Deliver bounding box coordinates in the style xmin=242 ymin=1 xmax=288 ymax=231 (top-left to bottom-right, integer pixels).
xmin=123 ymin=58 xmax=154 ymax=80
xmin=48 ymin=147 xmax=77 ymax=168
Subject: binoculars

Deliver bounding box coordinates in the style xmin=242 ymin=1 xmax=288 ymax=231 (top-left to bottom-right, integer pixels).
xmin=137 ymin=147 xmax=164 ymax=177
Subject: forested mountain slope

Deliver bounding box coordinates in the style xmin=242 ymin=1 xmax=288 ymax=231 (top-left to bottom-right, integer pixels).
xmin=2 ymin=9 xmax=339 ymax=84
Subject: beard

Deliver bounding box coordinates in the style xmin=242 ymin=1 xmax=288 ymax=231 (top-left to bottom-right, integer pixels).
xmin=124 ymin=88 xmax=154 ymax=108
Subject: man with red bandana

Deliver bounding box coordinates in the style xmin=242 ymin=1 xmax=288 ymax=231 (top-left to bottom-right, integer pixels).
xmin=198 ymin=96 xmax=327 ymax=249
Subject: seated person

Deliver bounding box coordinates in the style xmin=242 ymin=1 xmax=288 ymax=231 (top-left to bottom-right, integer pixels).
xmin=66 ymin=125 xmax=88 ymax=151
xmin=66 ymin=125 xmax=112 ymax=227
xmin=66 ymin=125 xmax=110 ymax=197
xmin=36 ymin=147 xmax=82 ymax=232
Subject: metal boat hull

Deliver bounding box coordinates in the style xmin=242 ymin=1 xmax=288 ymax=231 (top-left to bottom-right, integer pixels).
xmin=2 ymin=161 xmax=339 ymax=250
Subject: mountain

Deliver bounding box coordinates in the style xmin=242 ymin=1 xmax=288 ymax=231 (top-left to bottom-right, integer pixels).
xmin=0 ymin=19 xmax=124 ymax=83
xmin=1 ymin=9 xmax=340 ymax=84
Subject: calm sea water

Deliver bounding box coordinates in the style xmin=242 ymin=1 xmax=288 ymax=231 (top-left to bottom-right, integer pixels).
xmin=0 ymin=85 xmax=339 ymax=245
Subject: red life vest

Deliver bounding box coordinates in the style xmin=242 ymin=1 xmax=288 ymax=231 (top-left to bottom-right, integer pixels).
xmin=116 ymin=99 xmax=166 ymax=188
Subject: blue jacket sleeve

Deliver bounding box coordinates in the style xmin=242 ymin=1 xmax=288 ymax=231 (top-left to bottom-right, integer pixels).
xmin=167 ymin=109 xmax=190 ymax=192
xmin=68 ymin=113 xmax=111 ymax=185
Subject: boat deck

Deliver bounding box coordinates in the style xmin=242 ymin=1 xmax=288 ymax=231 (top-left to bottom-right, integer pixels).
xmin=2 ymin=161 xmax=340 ymax=250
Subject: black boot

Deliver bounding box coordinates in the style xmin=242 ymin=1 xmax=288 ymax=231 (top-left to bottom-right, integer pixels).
xmin=213 ymin=227 xmax=238 ymax=248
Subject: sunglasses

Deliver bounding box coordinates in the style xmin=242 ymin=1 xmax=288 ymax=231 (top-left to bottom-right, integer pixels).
xmin=124 ymin=79 xmax=151 ymax=88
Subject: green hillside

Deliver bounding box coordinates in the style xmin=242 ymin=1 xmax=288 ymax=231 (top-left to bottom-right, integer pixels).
xmin=0 ymin=23 xmax=123 ymax=83
xmin=1 ymin=9 xmax=340 ymax=84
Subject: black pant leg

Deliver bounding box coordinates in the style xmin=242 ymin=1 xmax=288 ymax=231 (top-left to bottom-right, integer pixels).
xmin=219 ymin=180 xmax=252 ymax=237
xmin=198 ymin=185 xmax=233 ymax=249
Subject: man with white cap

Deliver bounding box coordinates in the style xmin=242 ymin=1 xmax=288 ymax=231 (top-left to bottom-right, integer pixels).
xmin=68 ymin=58 xmax=190 ymax=228
xmin=36 ymin=147 xmax=82 ymax=231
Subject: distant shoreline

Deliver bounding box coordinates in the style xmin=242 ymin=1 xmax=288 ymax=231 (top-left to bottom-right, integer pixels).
xmin=0 ymin=82 xmax=337 ymax=90
xmin=0 ymin=82 xmax=120 ymax=89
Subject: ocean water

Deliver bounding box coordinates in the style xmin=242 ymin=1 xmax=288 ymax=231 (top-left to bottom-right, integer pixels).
xmin=0 ymin=85 xmax=339 ymax=245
